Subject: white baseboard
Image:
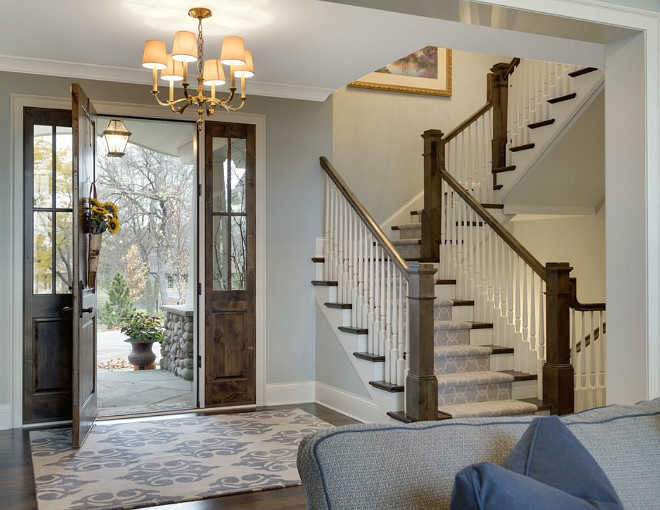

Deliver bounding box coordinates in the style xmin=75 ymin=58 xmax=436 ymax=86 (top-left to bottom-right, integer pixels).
xmin=0 ymin=404 xmax=12 ymax=430
xmin=315 ymin=382 xmax=390 ymax=423
xmin=265 ymin=381 xmax=315 ymax=405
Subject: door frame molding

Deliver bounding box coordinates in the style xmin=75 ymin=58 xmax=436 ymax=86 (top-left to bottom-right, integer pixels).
xmin=10 ymin=95 xmax=266 ymax=427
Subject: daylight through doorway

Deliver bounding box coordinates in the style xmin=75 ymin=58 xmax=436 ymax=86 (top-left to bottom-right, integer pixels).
xmin=94 ymin=116 xmax=197 ymax=417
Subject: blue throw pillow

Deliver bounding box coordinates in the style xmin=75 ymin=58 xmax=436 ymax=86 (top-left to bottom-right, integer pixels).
xmin=450 ymin=416 xmax=623 ymax=510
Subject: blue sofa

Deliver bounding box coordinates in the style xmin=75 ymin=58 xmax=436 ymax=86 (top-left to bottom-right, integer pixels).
xmin=297 ymin=399 xmax=660 ymax=509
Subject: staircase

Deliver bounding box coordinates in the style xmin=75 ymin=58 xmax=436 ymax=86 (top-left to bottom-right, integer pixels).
xmin=391 ymin=215 xmax=544 ymax=419
xmin=312 ymin=57 xmax=607 ymax=424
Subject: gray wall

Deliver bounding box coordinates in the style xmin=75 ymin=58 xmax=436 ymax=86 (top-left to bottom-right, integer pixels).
xmin=0 ymin=71 xmax=331 ymax=417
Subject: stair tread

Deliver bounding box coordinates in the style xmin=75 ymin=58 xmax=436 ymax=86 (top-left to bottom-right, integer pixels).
xmin=311 ymin=256 xmax=324 ymax=263
xmin=436 ymin=279 xmax=457 ymax=285
xmin=391 ymin=224 xmax=421 ymax=230
xmin=439 ymin=399 xmax=538 ymax=418
xmin=434 ymin=344 xmax=493 ymax=357
xmin=311 ymin=280 xmax=338 ymax=286
xmin=492 ymin=165 xmax=516 ymax=174
xmin=568 ymin=67 xmax=598 ymax=77
xmin=500 ymin=370 xmax=538 ymax=381
xmin=528 ymin=118 xmax=556 ymax=129
xmin=509 ymin=143 xmax=536 ymax=152
xmin=353 ymin=352 xmax=385 ymax=362
xmin=369 ymin=380 xmax=404 ymax=392
xmin=480 ymin=344 xmax=514 ymax=355
xmin=436 ymin=370 xmax=514 ymax=387
xmin=482 ymin=203 xmax=504 ymax=209
xmin=324 ymin=302 xmax=351 ymax=309
xmin=435 ymin=299 xmax=474 ymax=307
xmin=434 ymin=320 xmax=493 ymax=330
xmin=392 ymin=238 xmax=421 ymax=245
xmin=520 ymin=397 xmax=552 ymax=412
xmin=339 ymin=326 xmax=368 ymax=335
xmin=548 ymin=92 xmax=577 ymax=104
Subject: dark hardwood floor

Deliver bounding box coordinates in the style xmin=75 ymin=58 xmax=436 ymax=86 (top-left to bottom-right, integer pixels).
xmin=0 ymin=403 xmax=357 ymax=510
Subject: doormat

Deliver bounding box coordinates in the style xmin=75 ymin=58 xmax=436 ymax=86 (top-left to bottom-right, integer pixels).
xmin=30 ymin=408 xmax=331 ymax=509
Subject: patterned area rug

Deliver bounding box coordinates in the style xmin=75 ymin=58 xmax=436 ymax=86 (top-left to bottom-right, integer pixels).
xmin=30 ymin=408 xmax=331 ymax=509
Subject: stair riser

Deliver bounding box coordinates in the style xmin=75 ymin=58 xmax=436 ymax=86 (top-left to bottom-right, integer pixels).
xmin=434 ymin=355 xmax=490 ymax=375
xmin=437 ymin=382 xmax=511 ymax=406
xmin=489 ymin=353 xmax=514 ymax=372
xmin=435 ymin=305 xmax=473 ymax=322
xmin=434 ymin=328 xmax=471 ymax=347
xmin=511 ymin=379 xmax=538 ymax=400
xmin=435 ymin=284 xmax=456 ymax=300
xmin=396 ymin=226 xmax=422 ymax=239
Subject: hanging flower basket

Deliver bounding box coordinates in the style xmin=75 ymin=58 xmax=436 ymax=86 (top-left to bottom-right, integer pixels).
xmin=87 ymin=183 xmax=120 ymax=288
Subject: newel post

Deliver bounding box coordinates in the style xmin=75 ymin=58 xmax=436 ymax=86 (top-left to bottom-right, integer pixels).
xmin=543 ymin=262 xmax=575 ymax=415
xmin=406 ymin=262 xmax=438 ymax=421
xmin=421 ymin=130 xmax=444 ymax=262
xmin=488 ymin=63 xmax=510 ymax=187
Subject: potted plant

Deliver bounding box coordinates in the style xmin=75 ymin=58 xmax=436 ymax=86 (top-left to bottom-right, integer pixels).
xmin=120 ymin=312 xmax=163 ymax=370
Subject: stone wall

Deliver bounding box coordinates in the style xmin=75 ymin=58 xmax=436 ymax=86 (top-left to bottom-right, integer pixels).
xmin=160 ymin=305 xmax=194 ymax=381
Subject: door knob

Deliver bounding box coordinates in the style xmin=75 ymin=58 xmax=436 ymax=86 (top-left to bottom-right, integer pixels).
xmin=62 ymin=306 xmax=73 ymax=313
xmin=82 ymin=307 xmax=94 ymax=313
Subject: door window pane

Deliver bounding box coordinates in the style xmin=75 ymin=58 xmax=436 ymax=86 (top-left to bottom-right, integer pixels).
xmin=33 ymin=125 xmax=52 ymax=208
xmin=212 ymin=215 xmax=229 ymax=291
xmin=56 ymin=126 xmax=73 ymax=209
xmin=212 ymin=139 xmax=228 ymax=213
xmin=33 ymin=212 xmax=52 ymax=294
xmin=230 ymin=139 xmax=246 ymax=213
xmin=230 ymin=215 xmax=246 ymax=290
xmin=55 ymin=212 xmax=73 ymax=294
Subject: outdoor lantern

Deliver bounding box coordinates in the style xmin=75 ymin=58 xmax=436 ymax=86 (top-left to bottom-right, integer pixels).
xmin=103 ymin=119 xmax=132 ymax=157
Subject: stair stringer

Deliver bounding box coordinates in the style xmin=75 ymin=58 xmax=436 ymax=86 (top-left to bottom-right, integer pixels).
xmin=314 ymin=285 xmax=402 ymax=423
xmin=498 ymin=70 xmax=604 ymax=201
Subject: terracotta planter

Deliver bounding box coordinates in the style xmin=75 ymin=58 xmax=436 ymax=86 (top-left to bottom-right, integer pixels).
xmin=126 ymin=340 xmax=156 ymax=370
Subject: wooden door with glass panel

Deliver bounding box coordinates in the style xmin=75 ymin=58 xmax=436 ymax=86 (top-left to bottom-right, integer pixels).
xmin=204 ymin=121 xmax=256 ymax=406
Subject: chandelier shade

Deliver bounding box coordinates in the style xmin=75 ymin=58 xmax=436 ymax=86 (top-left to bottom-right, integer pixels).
xmin=142 ymin=40 xmax=167 ymax=69
xmin=141 ymin=7 xmax=254 ymax=130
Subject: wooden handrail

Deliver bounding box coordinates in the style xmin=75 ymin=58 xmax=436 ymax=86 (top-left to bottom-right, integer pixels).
xmin=569 ymin=278 xmax=606 ymax=311
xmin=439 ymin=168 xmax=547 ymax=280
xmin=505 ymin=57 xmax=521 ymax=77
xmin=442 ymin=102 xmax=493 ymax=144
xmin=320 ymin=156 xmax=410 ymax=279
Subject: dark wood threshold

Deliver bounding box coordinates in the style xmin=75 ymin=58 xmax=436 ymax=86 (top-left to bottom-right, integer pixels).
xmin=387 ymin=410 xmax=452 ymax=423
xmin=339 ymin=326 xmax=368 ymax=335
xmin=311 ymin=256 xmax=324 ymax=263
xmin=468 ymin=321 xmax=493 ymax=329
xmin=311 ymin=280 xmax=337 ymax=286
xmin=528 ymin=119 xmax=555 ymax=129
xmin=324 ymin=302 xmax=351 ymax=309
xmin=509 ymin=143 xmax=535 ymax=152
xmin=482 ymin=344 xmax=514 ymax=355
xmin=436 ymin=279 xmax=457 ymax=285
xmin=568 ymin=67 xmax=598 ymax=77
xmin=548 ymin=92 xmax=577 ymax=104
xmin=452 ymin=300 xmax=475 ymax=306
xmin=482 ymin=203 xmax=504 ymax=209
xmin=500 ymin=370 xmax=538 ymax=382
xmin=492 ymin=165 xmax=516 ymax=174
xmin=369 ymin=380 xmax=404 ymax=392
xmin=353 ymin=352 xmax=385 ymax=362
xmin=493 ymin=184 xmax=503 ymax=190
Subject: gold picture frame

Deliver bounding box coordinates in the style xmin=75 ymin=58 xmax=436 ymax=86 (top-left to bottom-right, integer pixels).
xmin=348 ymin=47 xmax=452 ymax=97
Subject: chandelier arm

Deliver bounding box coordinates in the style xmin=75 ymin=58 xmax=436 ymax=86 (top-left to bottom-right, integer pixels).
xmin=223 ymin=97 xmax=247 ymax=112
xmin=152 ymin=91 xmax=193 ymax=111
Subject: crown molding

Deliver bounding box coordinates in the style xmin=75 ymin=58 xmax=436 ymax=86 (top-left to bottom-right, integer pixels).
xmin=0 ymin=54 xmax=334 ymax=102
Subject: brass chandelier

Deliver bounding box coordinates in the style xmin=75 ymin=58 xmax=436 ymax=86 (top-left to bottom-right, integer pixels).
xmin=141 ymin=7 xmax=254 ymax=130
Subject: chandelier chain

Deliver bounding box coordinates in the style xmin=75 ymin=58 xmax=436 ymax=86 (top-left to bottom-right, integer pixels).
xmin=196 ymin=16 xmax=204 ymax=83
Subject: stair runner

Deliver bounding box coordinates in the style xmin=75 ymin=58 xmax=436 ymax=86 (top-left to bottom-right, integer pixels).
xmin=393 ymin=220 xmax=538 ymax=418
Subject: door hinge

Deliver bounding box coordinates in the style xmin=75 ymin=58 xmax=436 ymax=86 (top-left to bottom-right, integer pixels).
xmin=73 ymin=155 xmax=78 ymax=171
xmin=198 ymin=355 xmax=202 ymax=368
xmin=198 ymin=282 xmax=202 ymax=295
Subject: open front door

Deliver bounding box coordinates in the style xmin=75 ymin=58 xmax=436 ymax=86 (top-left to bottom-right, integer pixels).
xmin=71 ymin=84 xmax=98 ymax=447
xmin=204 ymin=121 xmax=256 ymax=407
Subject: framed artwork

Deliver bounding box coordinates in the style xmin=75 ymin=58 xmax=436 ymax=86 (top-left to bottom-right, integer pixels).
xmin=348 ymin=47 xmax=452 ymax=97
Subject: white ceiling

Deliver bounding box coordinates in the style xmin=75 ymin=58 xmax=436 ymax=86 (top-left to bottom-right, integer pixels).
xmin=0 ymin=0 xmax=631 ymax=102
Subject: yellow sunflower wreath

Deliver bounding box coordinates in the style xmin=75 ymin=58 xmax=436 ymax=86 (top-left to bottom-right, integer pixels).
xmin=89 ymin=197 xmax=121 ymax=234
